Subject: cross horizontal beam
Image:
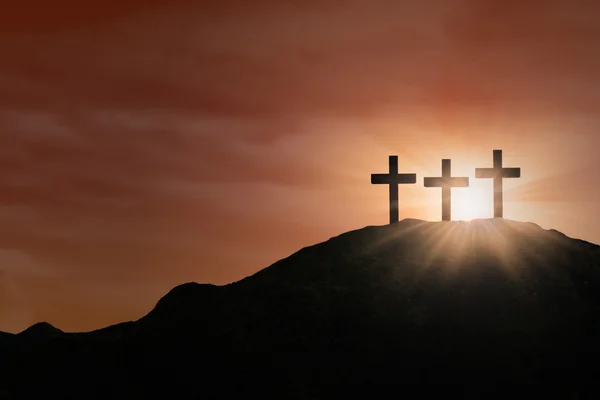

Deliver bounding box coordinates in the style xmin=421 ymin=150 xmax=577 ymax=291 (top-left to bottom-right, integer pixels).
xmin=475 ymin=168 xmax=520 ymax=179
xmin=424 ymin=177 xmax=469 ymax=188
xmin=372 ymin=174 xmax=417 ymax=184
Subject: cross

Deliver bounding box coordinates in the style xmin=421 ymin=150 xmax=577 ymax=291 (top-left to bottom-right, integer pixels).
xmin=424 ymin=159 xmax=469 ymax=221
xmin=475 ymin=149 xmax=521 ymax=218
xmin=371 ymin=155 xmax=417 ymax=224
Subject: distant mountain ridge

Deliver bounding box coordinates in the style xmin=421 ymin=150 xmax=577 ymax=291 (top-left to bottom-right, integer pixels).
xmin=1 ymin=219 xmax=600 ymax=398
xmin=18 ymin=321 xmax=63 ymax=337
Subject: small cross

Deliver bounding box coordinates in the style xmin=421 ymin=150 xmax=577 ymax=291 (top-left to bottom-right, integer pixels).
xmin=475 ymin=149 xmax=521 ymax=218
xmin=424 ymin=159 xmax=469 ymax=221
xmin=371 ymin=155 xmax=417 ymax=224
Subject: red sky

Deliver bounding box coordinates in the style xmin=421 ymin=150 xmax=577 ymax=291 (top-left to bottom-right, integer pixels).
xmin=1 ymin=0 xmax=600 ymax=333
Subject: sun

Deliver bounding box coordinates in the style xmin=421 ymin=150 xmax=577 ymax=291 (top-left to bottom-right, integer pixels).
xmin=452 ymin=183 xmax=494 ymax=221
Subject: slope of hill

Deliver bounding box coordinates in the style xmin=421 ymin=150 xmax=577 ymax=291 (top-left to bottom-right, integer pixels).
xmin=18 ymin=321 xmax=63 ymax=338
xmin=1 ymin=219 xmax=600 ymax=398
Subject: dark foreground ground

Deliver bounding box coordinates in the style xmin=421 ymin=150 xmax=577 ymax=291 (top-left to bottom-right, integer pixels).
xmin=1 ymin=219 xmax=600 ymax=398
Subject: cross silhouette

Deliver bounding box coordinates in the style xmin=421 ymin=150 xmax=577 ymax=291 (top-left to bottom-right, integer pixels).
xmin=475 ymin=149 xmax=521 ymax=218
xmin=424 ymin=159 xmax=469 ymax=221
xmin=371 ymin=155 xmax=417 ymax=224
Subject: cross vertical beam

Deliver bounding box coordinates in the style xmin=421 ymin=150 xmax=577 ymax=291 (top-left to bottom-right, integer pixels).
xmin=493 ymin=150 xmax=503 ymax=219
xmin=424 ymin=159 xmax=469 ymax=221
xmin=441 ymin=159 xmax=451 ymax=222
xmin=475 ymin=149 xmax=521 ymax=218
xmin=371 ymin=155 xmax=417 ymax=224
xmin=388 ymin=156 xmax=399 ymax=224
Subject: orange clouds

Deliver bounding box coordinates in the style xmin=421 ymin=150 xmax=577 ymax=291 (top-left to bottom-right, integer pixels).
xmin=1 ymin=0 xmax=600 ymax=333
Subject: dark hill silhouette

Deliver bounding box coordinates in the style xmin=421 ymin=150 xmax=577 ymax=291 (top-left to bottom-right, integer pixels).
xmin=0 ymin=331 xmax=13 ymax=352
xmin=1 ymin=219 xmax=600 ymax=398
xmin=18 ymin=321 xmax=63 ymax=338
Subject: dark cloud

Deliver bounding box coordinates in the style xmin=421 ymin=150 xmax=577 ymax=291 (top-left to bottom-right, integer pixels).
xmin=3 ymin=0 xmax=600 ymax=116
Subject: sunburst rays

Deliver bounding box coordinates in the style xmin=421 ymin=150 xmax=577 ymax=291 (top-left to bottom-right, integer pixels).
xmin=364 ymin=218 xmax=563 ymax=282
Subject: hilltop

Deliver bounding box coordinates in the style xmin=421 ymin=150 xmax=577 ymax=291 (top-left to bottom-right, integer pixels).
xmin=1 ymin=219 xmax=599 ymax=398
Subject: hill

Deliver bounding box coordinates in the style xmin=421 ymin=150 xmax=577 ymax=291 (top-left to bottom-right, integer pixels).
xmin=1 ymin=219 xmax=600 ymax=398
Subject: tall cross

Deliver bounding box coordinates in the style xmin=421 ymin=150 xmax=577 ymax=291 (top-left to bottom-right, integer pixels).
xmin=371 ymin=155 xmax=417 ymax=224
xmin=424 ymin=159 xmax=469 ymax=221
xmin=475 ymin=149 xmax=521 ymax=218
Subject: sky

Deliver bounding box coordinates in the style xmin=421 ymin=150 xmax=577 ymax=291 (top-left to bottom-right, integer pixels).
xmin=1 ymin=0 xmax=600 ymax=333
